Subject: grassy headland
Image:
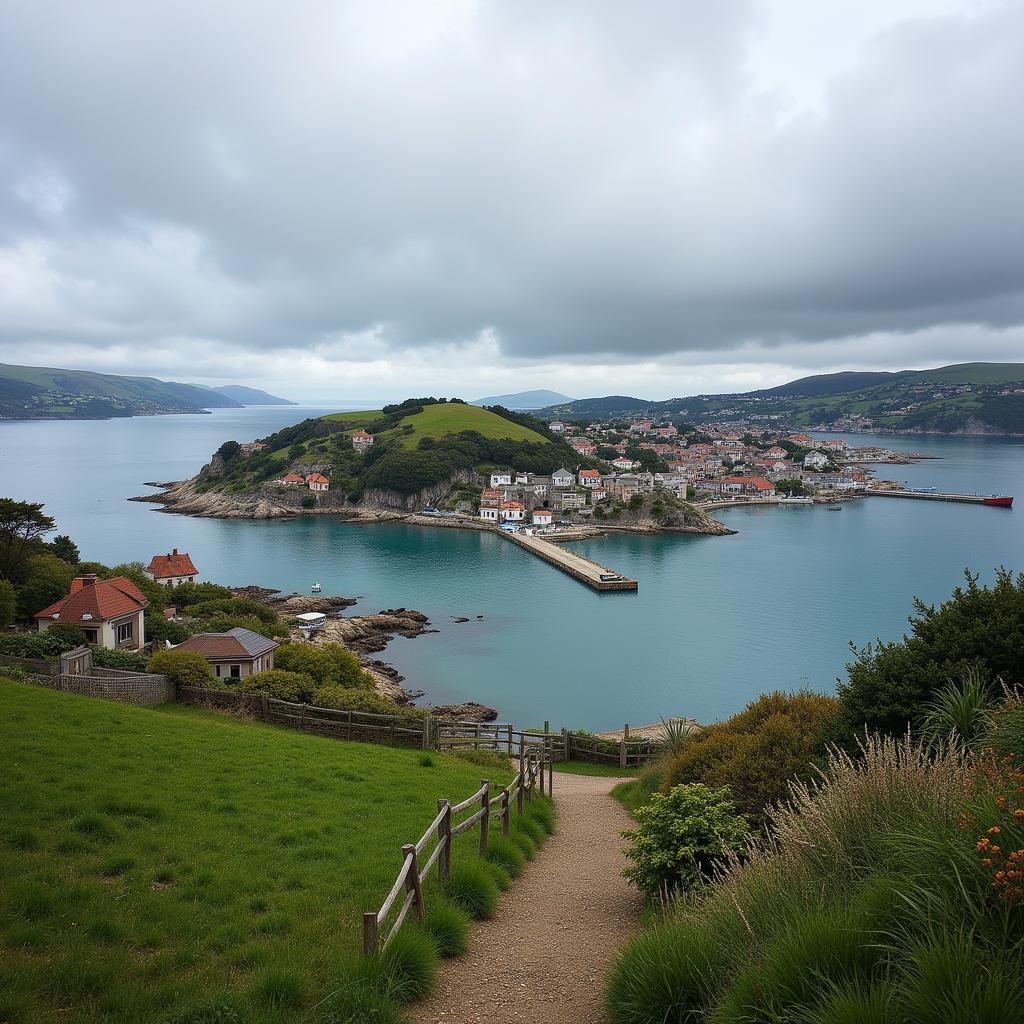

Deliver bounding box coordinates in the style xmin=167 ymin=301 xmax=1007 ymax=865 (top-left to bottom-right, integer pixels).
xmin=0 ymin=679 xmax=513 ymax=1023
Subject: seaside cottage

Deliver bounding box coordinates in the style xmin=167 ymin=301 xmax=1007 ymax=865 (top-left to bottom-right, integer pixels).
xmin=306 ymin=473 xmax=329 ymax=492
xmin=351 ymin=430 xmax=375 ymax=451
xmin=145 ymin=548 xmax=199 ymax=586
xmin=578 ymin=469 xmax=602 ymax=487
xmin=35 ymin=574 xmax=148 ymax=651
xmin=532 ymin=509 xmax=553 ymax=527
xmin=172 ymin=627 xmax=278 ymax=680
xmin=499 ymin=500 xmax=525 ymax=522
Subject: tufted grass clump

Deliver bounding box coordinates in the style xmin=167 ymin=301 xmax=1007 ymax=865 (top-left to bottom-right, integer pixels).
xmin=513 ymin=813 xmax=545 ymax=846
xmin=484 ymin=835 xmax=527 ymax=878
xmin=422 ymin=898 xmax=471 ymax=958
xmin=375 ymin=927 xmax=440 ymax=1003
xmin=508 ymin=827 xmax=536 ymax=860
xmin=442 ymin=860 xmax=499 ymax=920
xmin=526 ymin=794 xmax=556 ymax=834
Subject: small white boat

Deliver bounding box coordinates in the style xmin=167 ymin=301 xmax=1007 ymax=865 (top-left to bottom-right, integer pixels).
xmin=295 ymin=612 xmax=327 ymax=631
xmin=311 ymin=581 xmax=321 ymax=593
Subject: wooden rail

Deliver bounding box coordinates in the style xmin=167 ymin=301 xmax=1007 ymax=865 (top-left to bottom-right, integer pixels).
xmin=364 ymin=748 xmax=550 ymax=955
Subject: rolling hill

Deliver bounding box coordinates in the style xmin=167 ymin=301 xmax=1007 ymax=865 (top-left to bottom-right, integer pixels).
xmin=472 ymin=389 xmax=573 ymax=409
xmin=196 ymin=383 xmax=296 ymax=405
xmin=537 ymin=363 xmax=1024 ymax=434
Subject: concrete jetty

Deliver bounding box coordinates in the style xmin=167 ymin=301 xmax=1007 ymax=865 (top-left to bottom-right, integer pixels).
xmin=499 ymin=530 xmax=638 ymax=591
xmin=866 ymin=489 xmax=1013 ymax=507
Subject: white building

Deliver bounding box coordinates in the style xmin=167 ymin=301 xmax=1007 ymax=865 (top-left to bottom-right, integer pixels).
xmin=548 ymin=420 xmax=567 ymax=433
xmin=532 ymin=509 xmax=553 ymax=527
xmin=803 ymin=450 xmax=830 ymax=471
xmin=552 ymin=468 xmax=575 ymax=488
xmin=490 ymin=471 xmax=513 ymax=487
xmin=500 ymin=500 xmax=525 ymax=521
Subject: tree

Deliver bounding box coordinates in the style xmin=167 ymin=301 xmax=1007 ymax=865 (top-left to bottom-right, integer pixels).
xmin=0 ymin=499 xmax=56 ymax=581
xmin=50 ymin=534 xmax=81 ymax=565
xmin=836 ymin=569 xmax=1024 ymax=737
xmin=147 ymin=649 xmax=214 ymax=688
xmin=775 ymin=478 xmax=809 ymax=496
xmin=16 ymin=553 xmax=75 ymax=620
xmin=45 ymin=622 xmax=87 ymax=648
xmin=0 ymin=580 xmax=15 ymax=628
xmin=216 ymin=440 xmax=242 ymax=462
xmin=275 ymin=641 xmax=373 ymax=689
xmin=622 ymin=784 xmax=749 ymax=901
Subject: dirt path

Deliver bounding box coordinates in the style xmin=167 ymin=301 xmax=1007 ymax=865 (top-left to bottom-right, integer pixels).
xmin=413 ymin=772 xmax=641 ymax=1024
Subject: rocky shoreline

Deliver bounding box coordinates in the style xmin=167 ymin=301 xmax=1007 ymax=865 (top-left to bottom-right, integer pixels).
xmin=133 ymin=476 xmax=734 ymax=537
xmin=236 ymin=586 xmax=500 ymax=721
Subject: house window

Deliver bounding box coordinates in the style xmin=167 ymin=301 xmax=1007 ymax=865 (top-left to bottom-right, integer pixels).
xmin=116 ymin=621 xmax=133 ymax=644
xmin=83 ymin=629 xmax=98 ymax=644
xmin=215 ymin=665 xmax=221 ymax=677
xmin=230 ymin=665 xmax=241 ymax=679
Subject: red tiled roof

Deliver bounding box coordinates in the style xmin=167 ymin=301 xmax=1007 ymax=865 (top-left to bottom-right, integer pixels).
xmin=175 ymin=627 xmax=278 ymax=660
xmin=283 ymin=473 xmax=305 ymax=482
xmin=146 ymin=548 xmax=198 ymax=578
xmin=306 ymin=474 xmax=329 ymax=484
xmin=500 ymin=501 xmax=524 ymax=509
xmin=579 ymin=470 xmax=601 ymax=478
xmin=35 ymin=576 xmax=148 ymax=623
xmin=352 ymin=430 xmax=373 ymax=439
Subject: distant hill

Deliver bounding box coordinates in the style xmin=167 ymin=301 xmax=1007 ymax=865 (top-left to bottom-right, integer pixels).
xmin=536 ymin=363 xmax=1024 ymax=435
xmin=196 ymin=384 xmax=296 ymax=406
xmin=0 ymin=362 xmax=245 ymax=420
xmin=472 ymin=389 xmax=573 ymax=409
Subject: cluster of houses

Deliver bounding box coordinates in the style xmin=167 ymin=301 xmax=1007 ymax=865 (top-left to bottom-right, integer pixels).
xmin=475 ymin=422 xmax=870 ymax=525
xmin=33 ymin=549 xmax=281 ymax=680
xmin=275 ymin=461 xmax=333 ymax=492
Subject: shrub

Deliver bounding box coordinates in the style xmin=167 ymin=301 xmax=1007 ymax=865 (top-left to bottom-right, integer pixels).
xmin=484 ymin=836 xmax=526 ymax=878
xmin=837 ymin=568 xmax=1024 ymax=737
xmin=443 ymin=861 xmax=499 ymax=920
xmin=920 ymin=667 xmax=997 ymax=750
xmin=526 ymin=796 xmax=556 ymax=835
xmin=622 ymin=783 xmax=748 ymax=902
xmin=0 ymin=631 xmax=69 ymax=658
xmin=312 ymin=686 xmax=422 ymax=717
xmin=233 ymin=669 xmax=312 ymax=702
xmin=508 ymin=828 xmax=536 ymax=860
xmin=146 ymin=649 xmax=215 ymax=688
xmin=422 ymin=899 xmax=470 ymax=958
xmin=661 ymin=691 xmax=838 ymax=824
xmin=301 ymin=495 xmax=317 ymax=509
xmin=276 ymin=642 xmax=374 ymax=689
xmin=91 ymin=647 xmax=149 ymax=672
xmin=513 ymin=814 xmax=545 ymax=846
xmin=42 ymin=622 xmax=86 ymax=648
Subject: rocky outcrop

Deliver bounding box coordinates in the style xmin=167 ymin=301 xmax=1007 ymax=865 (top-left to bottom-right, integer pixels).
xmin=598 ymin=496 xmax=734 ymax=536
xmin=428 ymin=702 xmax=499 ymax=722
xmin=361 ymin=470 xmax=481 ymax=511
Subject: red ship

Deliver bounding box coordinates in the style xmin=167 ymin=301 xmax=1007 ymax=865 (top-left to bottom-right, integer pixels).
xmin=982 ymin=496 xmax=1014 ymax=508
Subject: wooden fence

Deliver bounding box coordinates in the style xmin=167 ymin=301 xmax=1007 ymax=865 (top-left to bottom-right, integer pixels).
xmin=435 ymin=720 xmax=658 ymax=768
xmin=364 ymin=747 xmax=549 ymax=955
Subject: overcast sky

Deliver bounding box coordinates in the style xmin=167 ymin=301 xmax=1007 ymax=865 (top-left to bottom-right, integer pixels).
xmin=1 ymin=0 xmax=1022 ymax=402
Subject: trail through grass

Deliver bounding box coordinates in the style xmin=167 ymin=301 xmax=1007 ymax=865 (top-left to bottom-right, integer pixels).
xmin=0 ymin=680 xmax=509 ymax=1023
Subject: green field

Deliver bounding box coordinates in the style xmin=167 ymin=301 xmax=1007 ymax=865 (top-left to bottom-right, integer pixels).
xmin=0 ymin=680 xmax=511 ymax=1023
xmin=323 ymin=403 xmax=548 ymax=447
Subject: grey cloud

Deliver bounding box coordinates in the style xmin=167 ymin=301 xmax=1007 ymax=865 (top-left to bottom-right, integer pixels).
xmin=0 ymin=0 xmax=1021 ymax=371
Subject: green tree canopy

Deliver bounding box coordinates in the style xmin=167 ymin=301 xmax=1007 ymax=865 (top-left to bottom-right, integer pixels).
xmin=0 ymin=499 xmax=56 ymax=581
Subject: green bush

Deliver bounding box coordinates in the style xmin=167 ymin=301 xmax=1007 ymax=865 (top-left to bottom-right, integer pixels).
xmin=422 ymin=899 xmax=470 ymax=958
xmin=508 ymin=828 xmax=536 ymax=860
xmin=0 ymin=631 xmax=67 ymax=658
xmin=622 ymin=783 xmax=748 ymax=902
xmin=233 ymin=669 xmax=312 ymax=702
xmin=0 ymin=579 xmax=16 ymax=627
xmin=443 ymin=861 xmax=499 ymax=920
xmin=526 ymin=795 xmax=556 ymax=835
xmin=91 ymin=647 xmax=149 ymax=672
xmin=146 ymin=649 xmax=215 ymax=688
xmin=513 ymin=814 xmax=545 ymax=846
xmin=837 ymin=568 xmax=1024 ymax=737
xmin=311 ymin=686 xmax=422 ymax=717
xmin=661 ymin=691 xmax=838 ymax=824
xmin=276 ymin=642 xmax=374 ymax=689
xmin=314 ymin=973 xmax=405 ymax=1024
xmin=40 ymin=622 xmax=86 ymax=648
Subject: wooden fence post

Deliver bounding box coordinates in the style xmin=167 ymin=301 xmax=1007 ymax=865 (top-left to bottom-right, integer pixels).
xmin=501 ymin=787 xmax=510 ymax=836
xmin=479 ymin=780 xmax=490 ymax=855
xmin=517 ymin=748 xmax=525 ymax=815
xmin=619 ymin=737 xmax=627 ymax=769
xmin=362 ymin=912 xmax=378 ymax=955
xmin=474 ymin=722 xmax=481 ymax=750
xmin=507 ymin=723 xmax=513 ymax=756
xmin=548 ymin=754 xmax=554 ymax=797
xmin=402 ymin=844 xmax=424 ymax=922
xmin=624 ymin=723 xmax=630 ymax=741
xmin=422 ymin=716 xmax=432 ymax=750
xmin=527 ymin=755 xmax=534 ymax=803
xmin=437 ymin=798 xmax=451 ymax=883
xmin=563 ymin=728 xmax=570 ymax=761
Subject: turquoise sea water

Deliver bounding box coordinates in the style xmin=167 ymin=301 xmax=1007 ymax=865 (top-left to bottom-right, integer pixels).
xmin=1 ymin=411 xmax=1021 ymax=729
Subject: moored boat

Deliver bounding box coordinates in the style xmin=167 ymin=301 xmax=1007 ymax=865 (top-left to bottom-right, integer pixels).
xmin=983 ymin=496 xmax=1014 ymax=508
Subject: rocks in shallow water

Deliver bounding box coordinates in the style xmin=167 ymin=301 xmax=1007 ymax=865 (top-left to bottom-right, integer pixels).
xmin=429 ymin=702 xmax=499 ymax=722
xmin=453 ymin=616 xmax=469 ymax=623
xmin=379 ymin=608 xmax=429 ymax=623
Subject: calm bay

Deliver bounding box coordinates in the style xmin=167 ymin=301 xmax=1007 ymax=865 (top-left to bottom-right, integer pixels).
xmin=1 ymin=409 xmax=1021 ymax=729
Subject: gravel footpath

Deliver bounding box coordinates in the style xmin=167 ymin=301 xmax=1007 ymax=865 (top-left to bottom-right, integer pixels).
xmin=412 ymin=772 xmax=641 ymax=1024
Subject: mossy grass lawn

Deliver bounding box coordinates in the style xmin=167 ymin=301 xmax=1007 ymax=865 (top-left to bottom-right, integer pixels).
xmin=0 ymin=680 xmax=509 ymax=1023
xmin=553 ymin=760 xmax=642 ymax=778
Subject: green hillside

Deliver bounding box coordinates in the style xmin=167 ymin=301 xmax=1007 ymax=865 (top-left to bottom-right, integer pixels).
xmin=0 ymin=362 xmax=241 ymax=419
xmin=538 ymin=362 xmax=1024 ymax=434
xmin=0 ymin=679 xmax=511 ymax=1023
xmin=202 ymin=398 xmax=588 ymax=499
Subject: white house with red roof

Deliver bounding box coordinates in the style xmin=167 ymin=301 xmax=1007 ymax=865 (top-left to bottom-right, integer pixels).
xmin=532 ymin=509 xmax=553 ymax=527
xmin=145 ymin=548 xmax=199 ymax=587
xmin=351 ymin=430 xmax=375 ymax=451
xmin=35 ymin=574 xmax=148 ymax=651
xmin=611 ymin=456 xmax=639 ymax=470
xmin=281 ymin=473 xmax=305 ymax=485
xmin=306 ymin=473 xmax=330 ymax=492
xmin=578 ymin=469 xmax=602 ymax=487
xmin=499 ymin=500 xmax=525 ymax=522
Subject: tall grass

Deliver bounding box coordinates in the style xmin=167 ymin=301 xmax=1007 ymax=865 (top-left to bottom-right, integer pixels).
xmin=605 ymin=732 xmax=1022 ymax=1024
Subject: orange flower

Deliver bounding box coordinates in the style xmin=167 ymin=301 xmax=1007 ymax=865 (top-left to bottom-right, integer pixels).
xmin=988 ymin=826 xmax=1002 ymax=834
